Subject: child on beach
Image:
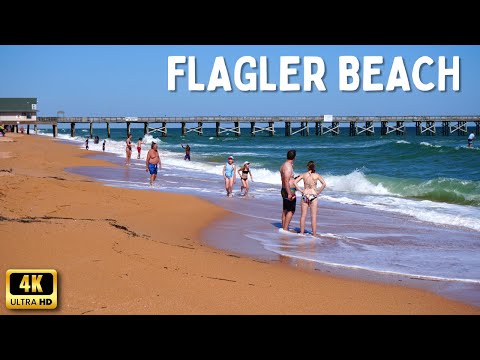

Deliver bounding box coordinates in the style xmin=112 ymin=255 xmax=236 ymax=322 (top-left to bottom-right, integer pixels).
xmin=137 ymin=138 xmax=145 ymax=159
xmin=222 ymin=155 xmax=236 ymax=197
xmin=238 ymin=161 xmax=254 ymax=196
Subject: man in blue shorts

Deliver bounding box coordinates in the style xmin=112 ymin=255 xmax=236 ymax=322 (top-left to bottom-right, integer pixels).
xmin=145 ymin=142 xmax=161 ymax=186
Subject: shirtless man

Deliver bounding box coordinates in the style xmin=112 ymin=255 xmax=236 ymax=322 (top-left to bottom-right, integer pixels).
xmin=145 ymin=142 xmax=161 ymax=186
xmin=279 ymin=149 xmax=297 ymax=231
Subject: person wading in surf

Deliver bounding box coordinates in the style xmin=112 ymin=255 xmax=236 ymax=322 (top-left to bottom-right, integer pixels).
xmin=294 ymin=160 xmax=326 ymax=236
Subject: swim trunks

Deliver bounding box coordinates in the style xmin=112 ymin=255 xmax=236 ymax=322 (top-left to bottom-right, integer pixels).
xmin=281 ymin=187 xmax=296 ymax=213
xmin=148 ymin=163 xmax=158 ymax=175
xmin=184 ymin=154 xmax=190 ymax=161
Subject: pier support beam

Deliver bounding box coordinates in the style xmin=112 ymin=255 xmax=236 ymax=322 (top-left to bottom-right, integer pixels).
xmin=442 ymin=121 xmax=449 ymax=136
xmin=70 ymin=122 xmax=75 ymax=137
xmin=285 ymin=122 xmax=291 ymax=136
xmin=300 ymin=122 xmax=309 ymax=136
xmin=250 ymin=122 xmax=255 ymax=136
xmin=27 ymin=125 xmax=30 ymax=135
xmin=422 ymin=121 xmax=436 ymax=136
xmin=234 ymin=121 xmax=240 ymax=137
xmin=106 ymin=122 xmax=110 ymax=138
xmin=197 ymin=122 xmax=203 ymax=135
xmin=476 ymin=121 xmax=480 ymax=136
xmin=126 ymin=122 xmax=131 ymax=136
xmin=144 ymin=122 xmax=148 ymax=135
xmin=89 ymin=122 xmax=93 ymax=139
xmin=181 ymin=122 xmax=186 ymax=136
xmin=381 ymin=121 xmax=387 ymax=135
xmin=416 ymin=121 xmax=422 ymax=135
xmin=269 ymin=122 xmax=274 ymax=136
xmin=162 ymin=122 xmax=167 ymax=137
xmin=350 ymin=121 xmax=356 ymax=136
xmin=366 ymin=121 xmax=374 ymax=136
xmin=52 ymin=124 xmax=58 ymax=138
xmin=216 ymin=122 xmax=220 ymax=137
xmin=315 ymin=122 xmax=320 ymax=136
xmin=396 ymin=121 xmax=404 ymax=135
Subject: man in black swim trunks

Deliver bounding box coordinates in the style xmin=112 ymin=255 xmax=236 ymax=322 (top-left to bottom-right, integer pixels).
xmin=279 ymin=149 xmax=297 ymax=231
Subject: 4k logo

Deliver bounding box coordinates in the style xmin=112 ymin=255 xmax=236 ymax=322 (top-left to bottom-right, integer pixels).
xmin=6 ymin=269 xmax=58 ymax=309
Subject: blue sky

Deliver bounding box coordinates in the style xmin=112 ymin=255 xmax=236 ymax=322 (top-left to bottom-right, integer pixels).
xmin=0 ymin=45 xmax=479 ymax=116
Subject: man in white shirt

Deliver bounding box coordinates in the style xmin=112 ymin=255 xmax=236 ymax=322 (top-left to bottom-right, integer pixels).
xmin=467 ymin=133 xmax=475 ymax=148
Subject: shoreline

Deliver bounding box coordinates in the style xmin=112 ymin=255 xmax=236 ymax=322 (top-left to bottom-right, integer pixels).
xmin=1 ymin=133 xmax=479 ymax=314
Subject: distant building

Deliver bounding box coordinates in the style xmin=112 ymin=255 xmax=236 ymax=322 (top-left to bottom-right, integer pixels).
xmin=0 ymin=98 xmax=38 ymax=123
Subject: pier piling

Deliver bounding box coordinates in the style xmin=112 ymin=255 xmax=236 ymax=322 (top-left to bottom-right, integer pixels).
xmin=126 ymin=122 xmax=131 ymax=136
xmin=162 ymin=122 xmax=167 ymax=137
xmin=106 ymin=122 xmax=110 ymax=138
xmin=70 ymin=123 xmax=75 ymax=137
xmin=52 ymin=124 xmax=58 ymax=138
xmin=250 ymin=122 xmax=255 ymax=136
xmin=89 ymin=122 xmax=93 ymax=139
xmin=285 ymin=122 xmax=291 ymax=136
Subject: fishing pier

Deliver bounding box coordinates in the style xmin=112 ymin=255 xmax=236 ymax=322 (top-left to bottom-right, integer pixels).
xmin=15 ymin=115 xmax=480 ymax=138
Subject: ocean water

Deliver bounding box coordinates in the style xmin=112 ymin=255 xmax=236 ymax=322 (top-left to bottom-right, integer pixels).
xmin=37 ymin=123 xmax=480 ymax=305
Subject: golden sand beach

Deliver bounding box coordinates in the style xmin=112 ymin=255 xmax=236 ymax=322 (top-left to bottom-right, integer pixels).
xmin=0 ymin=132 xmax=479 ymax=314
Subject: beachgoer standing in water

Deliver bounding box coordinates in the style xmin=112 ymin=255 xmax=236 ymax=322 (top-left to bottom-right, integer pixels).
xmin=294 ymin=160 xmax=326 ymax=236
xmin=223 ymin=155 xmax=236 ymax=197
xmin=85 ymin=138 xmax=89 ymax=150
xmin=102 ymin=140 xmax=106 ymax=152
xmin=137 ymin=138 xmax=145 ymax=159
xmin=125 ymin=134 xmax=133 ymax=165
xmin=280 ymin=149 xmax=297 ymax=231
xmin=181 ymin=144 xmax=191 ymax=161
xmin=146 ymin=142 xmax=161 ymax=186
xmin=238 ymin=161 xmax=253 ymax=196
xmin=468 ymin=133 xmax=475 ymax=148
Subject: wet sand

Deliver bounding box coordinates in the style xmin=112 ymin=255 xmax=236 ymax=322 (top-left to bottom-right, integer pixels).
xmin=0 ymin=132 xmax=479 ymax=314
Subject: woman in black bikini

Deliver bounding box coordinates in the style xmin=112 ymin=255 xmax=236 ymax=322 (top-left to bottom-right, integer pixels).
xmin=125 ymin=134 xmax=133 ymax=165
xmin=293 ymin=161 xmax=326 ymax=236
xmin=238 ymin=161 xmax=254 ymax=196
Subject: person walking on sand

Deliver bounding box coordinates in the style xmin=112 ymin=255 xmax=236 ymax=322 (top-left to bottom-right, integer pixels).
xmin=102 ymin=140 xmax=106 ymax=152
xmin=85 ymin=138 xmax=89 ymax=150
xmin=467 ymin=132 xmax=475 ymax=148
xmin=223 ymin=155 xmax=236 ymax=197
xmin=294 ymin=160 xmax=327 ymax=236
xmin=238 ymin=161 xmax=254 ymax=196
xmin=146 ymin=142 xmax=161 ymax=186
xmin=137 ymin=137 xmax=145 ymax=159
xmin=181 ymin=143 xmax=191 ymax=161
xmin=280 ymin=149 xmax=297 ymax=231
xmin=125 ymin=134 xmax=134 ymax=165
